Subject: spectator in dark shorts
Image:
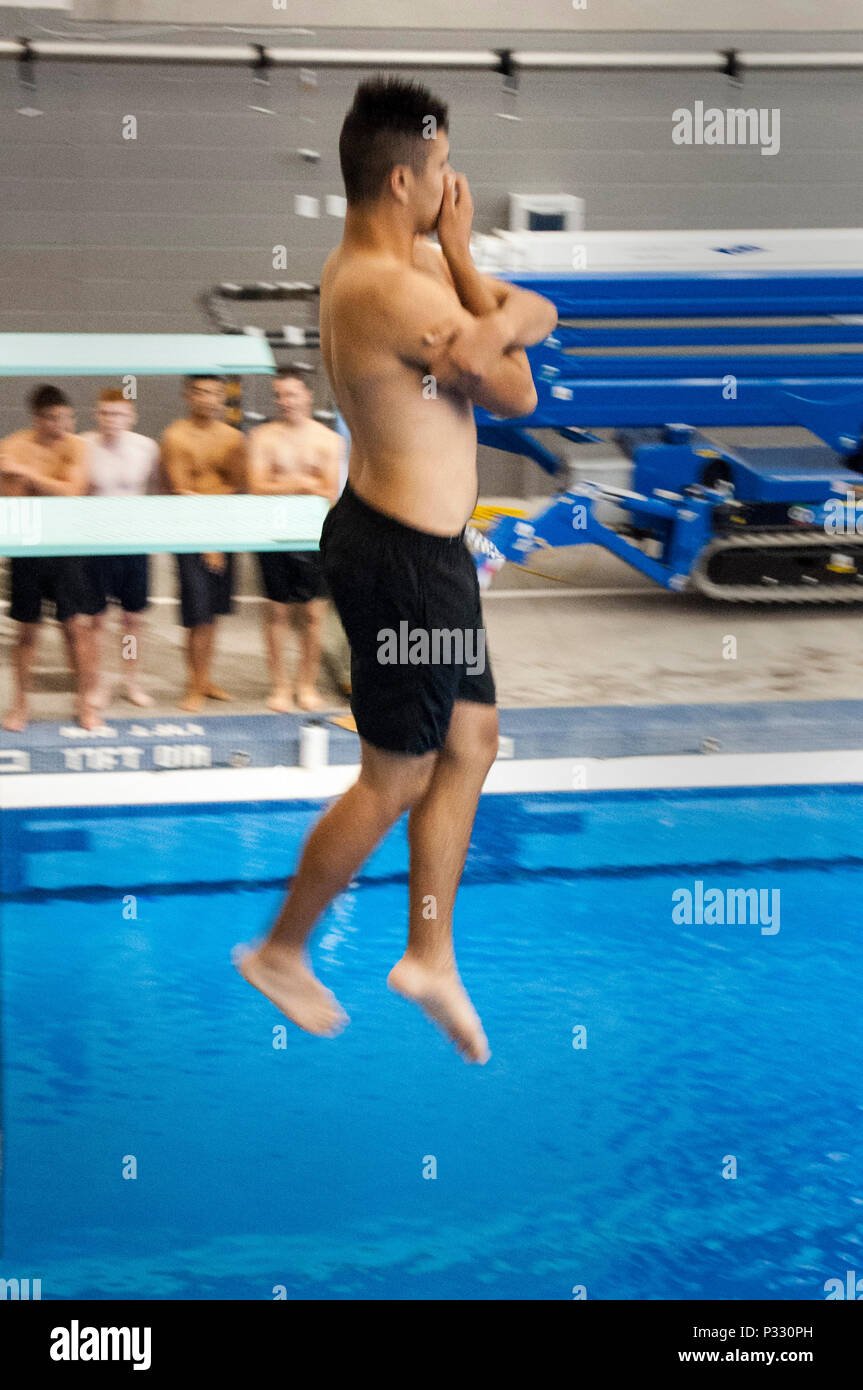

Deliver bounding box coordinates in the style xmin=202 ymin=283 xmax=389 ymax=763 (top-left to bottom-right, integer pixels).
xmin=81 ymin=388 xmax=160 ymax=709
xmin=0 ymin=384 xmax=101 ymax=731
xmin=248 ymin=370 xmax=342 ymax=711
xmin=159 ymin=376 xmax=248 ymax=712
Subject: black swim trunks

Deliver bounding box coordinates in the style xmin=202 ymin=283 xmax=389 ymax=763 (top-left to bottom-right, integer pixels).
xmin=8 ymin=555 xmax=98 ymax=624
xmin=175 ymin=552 xmax=234 ymax=628
xmin=319 ymin=480 xmax=495 ymax=756
xmin=87 ymin=554 xmax=149 ymax=614
xmin=257 ymin=549 xmax=327 ymax=605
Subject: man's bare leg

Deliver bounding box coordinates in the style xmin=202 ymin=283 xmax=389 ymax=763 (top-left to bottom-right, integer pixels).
xmin=262 ymin=599 xmax=293 ymax=712
xmin=120 ymin=610 xmax=152 ymax=707
xmin=180 ymin=622 xmax=234 ymax=710
xmin=202 ymin=620 xmax=233 ymax=702
xmin=88 ymin=611 xmax=113 ymax=709
xmin=179 ymin=624 xmax=209 ymax=711
xmin=64 ymin=614 xmax=103 ymax=731
xmin=234 ymin=738 xmax=436 ymax=1035
xmin=292 ymin=598 xmax=326 ymax=711
xmin=2 ymin=623 xmax=39 ymax=731
xmin=388 ymin=701 xmax=499 ymax=1063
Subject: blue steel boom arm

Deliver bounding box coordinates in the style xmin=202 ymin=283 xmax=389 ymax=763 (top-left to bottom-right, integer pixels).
xmin=472 ymin=267 xmax=863 ymax=601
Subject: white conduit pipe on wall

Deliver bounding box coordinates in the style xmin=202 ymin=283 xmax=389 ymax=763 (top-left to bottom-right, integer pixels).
xmin=0 ymin=40 xmax=862 ymax=71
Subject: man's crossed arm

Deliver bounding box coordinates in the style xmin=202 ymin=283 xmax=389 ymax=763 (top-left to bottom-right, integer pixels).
xmin=415 ymin=233 xmax=557 ymax=417
xmin=399 ymin=248 xmax=556 ymax=417
xmin=440 ymin=245 xmax=557 ymax=347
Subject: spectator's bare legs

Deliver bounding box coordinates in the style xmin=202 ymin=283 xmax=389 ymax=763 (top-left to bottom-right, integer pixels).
xmin=292 ymin=598 xmax=326 ymax=711
xmin=119 ymin=610 xmax=151 ymax=706
xmin=179 ymin=624 xmax=210 ymax=711
xmin=262 ymin=599 xmax=293 ymax=712
xmin=89 ymin=611 xmax=110 ymax=708
xmin=234 ymin=739 xmax=437 ymax=1035
xmin=2 ymin=623 xmax=39 ymax=731
xmin=180 ymin=622 xmax=232 ymax=711
xmin=389 ymin=701 xmax=498 ymax=1063
xmin=200 ymin=620 xmax=232 ymax=703
xmin=63 ymin=613 xmax=102 ymax=730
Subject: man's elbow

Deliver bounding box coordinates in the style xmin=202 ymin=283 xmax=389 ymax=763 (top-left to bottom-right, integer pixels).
xmin=526 ymin=295 xmax=558 ymax=341
xmin=509 ymin=362 xmax=539 ymax=418
xmin=511 ymin=383 xmax=538 ymax=419
xmin=517 ymin=289 xmax=558 ymax=343
xmin=491 ymin=382 xmax=538 ymax=420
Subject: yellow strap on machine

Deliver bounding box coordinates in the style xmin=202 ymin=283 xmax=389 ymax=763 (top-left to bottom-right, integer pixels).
xmin=469 ymin=504 xmax=527 ymax=531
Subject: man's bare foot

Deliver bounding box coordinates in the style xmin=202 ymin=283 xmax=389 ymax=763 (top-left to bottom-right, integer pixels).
xmin=232 ymin=942 xmax=348 ymax=1037
xmin=387 ymin=955 xmax=490 ymax=1064
xmin=90 ymin=680 xmax=114 ymax=711
xmin=205 ymin=685 xmax=234 ymax=702
xmin=3 ymin=706 xmax=28 ymax=733
xmin=295 ymin=685 xmax=324 ymax=711
xmin=267 ymin=688 xmax=295 ymax=713
xmin=124 ymin=684 xmax=152 ymax=708
xmin=76 ymin=703 xmax=106 ymax=732
xmin=179 ymin=689 xmax=204 ymax=712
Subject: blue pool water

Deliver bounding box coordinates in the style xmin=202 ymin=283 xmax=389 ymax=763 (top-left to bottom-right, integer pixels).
xmin=1 ymin=786 xmax=862 ymax=1300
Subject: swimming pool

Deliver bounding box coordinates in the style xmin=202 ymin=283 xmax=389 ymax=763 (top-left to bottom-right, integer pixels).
xmin=1 ymin=785 xmax=861 ymax=1300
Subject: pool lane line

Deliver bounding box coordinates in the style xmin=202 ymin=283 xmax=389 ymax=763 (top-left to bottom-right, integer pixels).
xmin=5 ymin=850 xmax=863 ymax=906
xmin=2 ymin=746 xmax=863 ymax=809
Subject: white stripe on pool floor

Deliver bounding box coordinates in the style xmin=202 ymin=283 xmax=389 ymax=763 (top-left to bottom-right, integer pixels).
xmin=2 ymin=747 xmax=863 ymax=808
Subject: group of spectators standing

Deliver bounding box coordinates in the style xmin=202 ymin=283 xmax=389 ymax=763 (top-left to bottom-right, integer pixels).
xmin=0 ymin=370 xmax=345 ymax=732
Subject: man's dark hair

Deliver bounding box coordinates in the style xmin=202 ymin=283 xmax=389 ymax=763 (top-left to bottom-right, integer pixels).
xmin=185 ymin=374 xmax=224 ymax=386
xmin=29 ymin=383 xmax=70 ymax=414
xmin=339 ymin=76 xmax=449 ymax=206
xmin=276 ymin=367 xmax=310 ymax=385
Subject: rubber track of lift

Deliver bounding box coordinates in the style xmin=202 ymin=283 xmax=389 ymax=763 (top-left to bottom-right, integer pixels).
xmin=690 ymin=530 xmax=863 ymax=604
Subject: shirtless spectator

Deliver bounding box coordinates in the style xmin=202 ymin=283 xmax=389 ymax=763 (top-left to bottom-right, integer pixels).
xmin=81 ymin=389 xmax=160 ymax=709
xmin=159 ymin=376 xmax=248 ymax=712
xmin=248 ymin=370 xmax=341 ymax=712
xmin=1 ymin=384 xmax=100 ymax=732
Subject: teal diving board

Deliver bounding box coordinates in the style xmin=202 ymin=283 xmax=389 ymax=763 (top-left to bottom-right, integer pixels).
xmin=0 ymin=334 xmax=276 ymax=378
xmin=0 ymin=494 xmax=328 ymax=557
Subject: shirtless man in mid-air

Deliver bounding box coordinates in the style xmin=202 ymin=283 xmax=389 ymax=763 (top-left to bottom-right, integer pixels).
xmin=235 ymin=76 xmax=557 ymax=1062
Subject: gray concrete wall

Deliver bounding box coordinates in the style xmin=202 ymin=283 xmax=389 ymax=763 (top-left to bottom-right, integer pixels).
xmin=0 ymin=11 xmax=861 ymax=495
xmin=71 ymin=0 xmax=863 ymax=30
